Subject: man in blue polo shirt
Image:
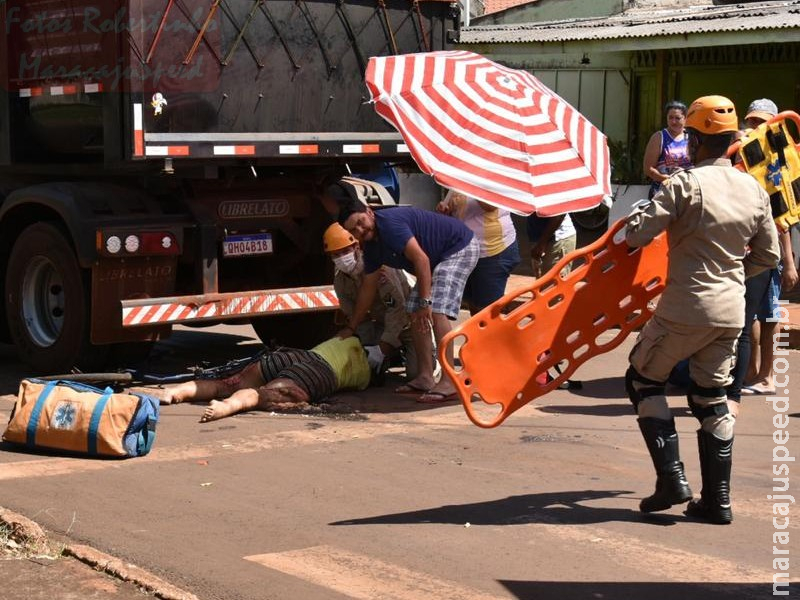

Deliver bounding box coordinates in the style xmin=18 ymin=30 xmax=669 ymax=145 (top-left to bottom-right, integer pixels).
xmin=336 ymin=200 xmax=479 ymax=402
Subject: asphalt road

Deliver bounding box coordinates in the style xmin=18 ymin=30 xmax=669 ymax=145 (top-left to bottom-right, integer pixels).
xmin=0 ymin=323 xmax=798 ymax=600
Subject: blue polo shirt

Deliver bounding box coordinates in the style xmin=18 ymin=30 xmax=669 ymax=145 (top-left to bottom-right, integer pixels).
xmin=363 ymin=207 xmax=473 ymax=275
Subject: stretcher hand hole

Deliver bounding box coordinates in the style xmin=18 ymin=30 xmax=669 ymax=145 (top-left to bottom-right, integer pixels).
xmin=595 ymin=326 xmax=624 ymax=349
xmin=498 ymin=291 xmax=533 ymax=316
xmin=517 ymin=315 xmax=535 ymax=329
xmin=539 ymin=280 xmax=557 ymax=294
xmin=548 ymin=294 xmax=565 ymax=308
xmin=600 ymin=260 xmax=617 ymax=273
xmin=451 ymin=334 xmax=467 ymax=374
xmin=467 ymin=393 xmax=504 ymax=423
xmin=626 ymin=309 xmax=643 ymax=324
xmin=645 ymin=277 xmax=662 ymax=291
xmin=573 ymin=344 xmax=590 ymax=359
xmin=570 ymin=255 xmax=588 ymax=270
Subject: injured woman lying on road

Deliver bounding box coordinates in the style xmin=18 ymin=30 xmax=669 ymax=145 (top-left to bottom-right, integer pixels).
xmin=147 ymin=336 xmax=374 ymax=422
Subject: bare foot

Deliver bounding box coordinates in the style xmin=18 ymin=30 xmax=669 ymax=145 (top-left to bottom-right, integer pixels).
xmin=127 ymin=386 xmax=177 ymax=405
xmin=199 ymin=399 xmax=235 ymax=422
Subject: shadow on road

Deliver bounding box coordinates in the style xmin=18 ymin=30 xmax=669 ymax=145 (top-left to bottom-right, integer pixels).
xmin=561 ymin=376 xmax=627 ymax=399
xmin=331 ymin=490 xmax=685 ymax=527
xmin=538 ymin=403 xmax=692 ymax=418
xmin=539 ymin=403 xmax=632 ymax=417
xmin=498 ymin=580 xmax=787 ymax=600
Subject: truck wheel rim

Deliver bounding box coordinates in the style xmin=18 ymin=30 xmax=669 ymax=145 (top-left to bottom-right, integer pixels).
xmin=21 ymin=257 xmax=65 ymax=348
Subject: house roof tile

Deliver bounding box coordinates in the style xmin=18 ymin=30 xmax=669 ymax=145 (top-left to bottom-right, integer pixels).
xmin=461 ymin=1 xmax=800 ymax=44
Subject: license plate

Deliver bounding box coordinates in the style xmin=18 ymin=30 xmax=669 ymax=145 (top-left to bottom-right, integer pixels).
xmin=222 ymin=234 xmax=273 ymax=257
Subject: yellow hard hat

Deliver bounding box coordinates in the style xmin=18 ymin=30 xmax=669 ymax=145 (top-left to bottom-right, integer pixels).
xmin=685 ymin=95 xmax=738 ymax=134
xmin=323 ymin=223 xmax=356 ymax=253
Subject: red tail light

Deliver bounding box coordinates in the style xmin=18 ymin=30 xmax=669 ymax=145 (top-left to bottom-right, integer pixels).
xmin=140 ymin=232 xmax=180 ymax=255
xmin=99 ymin=231 xmax=181 ymax=256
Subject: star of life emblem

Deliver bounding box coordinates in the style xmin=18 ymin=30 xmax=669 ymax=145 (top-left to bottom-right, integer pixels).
xmin=766 ymin=160 xmax=782 ymax=187
xmin=51 ymin=401 xmax=78 ymax=430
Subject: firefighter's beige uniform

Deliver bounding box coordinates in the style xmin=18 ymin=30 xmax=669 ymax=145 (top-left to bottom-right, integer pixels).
xmin=625 ymin=157 xmax=780 ymax=387
xmin=334 ymin=266 xmax=418 ymax=378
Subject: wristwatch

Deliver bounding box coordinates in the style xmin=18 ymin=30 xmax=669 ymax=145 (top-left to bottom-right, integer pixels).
xmin=418 ymin=297 xmax=433 ymax=308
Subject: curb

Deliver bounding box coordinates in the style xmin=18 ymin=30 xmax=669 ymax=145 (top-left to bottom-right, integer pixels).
xmin=0 ymin=506 xmax=198 ymax=600
xmin=64 ymin=544 xmax=199 ymax=600
xmin=0 ymin=506 xmax=49 ymax=554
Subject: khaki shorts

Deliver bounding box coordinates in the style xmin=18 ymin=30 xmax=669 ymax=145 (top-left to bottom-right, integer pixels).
xmin=532 ymin=235 xmax=577 ymax=278
xmin=629 ymin=315 xmax=740 ymax=388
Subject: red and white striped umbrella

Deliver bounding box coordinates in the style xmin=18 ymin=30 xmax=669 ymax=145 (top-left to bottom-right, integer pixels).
xmin=365 ymin=51 xmax=611 ymax=216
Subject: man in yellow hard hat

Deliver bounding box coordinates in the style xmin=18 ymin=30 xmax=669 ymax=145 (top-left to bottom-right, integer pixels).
xmin=623 ymin=95 xmax=780 ymax=524
xmin=323 ymin=223 xmax=417 ymax=380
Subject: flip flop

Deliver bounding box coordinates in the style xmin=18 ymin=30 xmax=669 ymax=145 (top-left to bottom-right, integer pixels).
xmin=395 ymin=382 xmax=429 ymax=395
xmin=417 ymin=390 xmax=458 ymax=404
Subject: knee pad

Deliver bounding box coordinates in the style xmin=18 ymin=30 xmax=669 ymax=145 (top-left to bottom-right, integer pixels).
xmin=701 ymin=412 xmax=736 ymax=440
xmin=626 ymin=366 xmax=667 ymax=415
xmin=687 ymin=381 xmax=734 ymax=428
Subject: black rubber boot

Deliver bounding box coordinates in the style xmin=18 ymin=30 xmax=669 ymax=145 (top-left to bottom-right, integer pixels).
xmin=685 ymin=430 xmax=733 ymax=524
xmin=637 ymin=417 xmax=693 ymax=513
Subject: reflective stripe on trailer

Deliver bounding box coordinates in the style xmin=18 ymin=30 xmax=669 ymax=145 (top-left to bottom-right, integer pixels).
xmin=19 ymin=83 xmax=103 ymax=96
xmin=145 ymin=146 xmax=191 ymax=157
xmin=121 ymin=286 xmax=339 ymax=327
xmin=133 ymin=138 xmax=411 ymax=159
xmin=214 ymin=145 xmax=256 ymax=156
xmin=279 ymin=144 xmax=319 ymax=155
xmin=133 ymin=104 xmax=144 ymax=157
xmin=342 ymin=144 xmax=381 ymax=154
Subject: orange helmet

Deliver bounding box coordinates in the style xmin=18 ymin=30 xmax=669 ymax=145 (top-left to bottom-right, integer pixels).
xmin=685 ymin=95 xmax=738 ymax=134
xmin=323 ymin=223 xmax=356 ymax=253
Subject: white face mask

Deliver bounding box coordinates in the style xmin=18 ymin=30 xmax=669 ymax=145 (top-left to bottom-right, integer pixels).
xmin=333 ymin=251 xmax=363 ymax=276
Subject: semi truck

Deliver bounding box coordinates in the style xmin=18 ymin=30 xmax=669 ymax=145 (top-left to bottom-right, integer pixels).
xmin=0 ymin=0 xmax=458 ymax=372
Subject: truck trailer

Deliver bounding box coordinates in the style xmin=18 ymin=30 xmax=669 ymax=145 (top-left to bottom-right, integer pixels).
xmin=0 ymin=0 xmax=458 ymax=372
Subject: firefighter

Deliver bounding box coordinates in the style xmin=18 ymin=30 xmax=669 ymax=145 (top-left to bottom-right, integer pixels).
xmin=624 ymin=95 xmax=780 ymax=524
xmin=323 ymin=223 xmax=418 ymax=379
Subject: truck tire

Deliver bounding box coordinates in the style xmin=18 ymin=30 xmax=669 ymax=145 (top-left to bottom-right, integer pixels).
xmin=5 ymin=222 xmax=103 ymax=373
xmin=251 ymin=312 xmax=337 ymax=350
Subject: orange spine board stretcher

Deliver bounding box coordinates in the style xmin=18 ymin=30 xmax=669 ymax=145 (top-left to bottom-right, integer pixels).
xmin=439 ymin=219 xmax=668 ymax=428
xmin=728 ymin=111 xmax=800 ymax=232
